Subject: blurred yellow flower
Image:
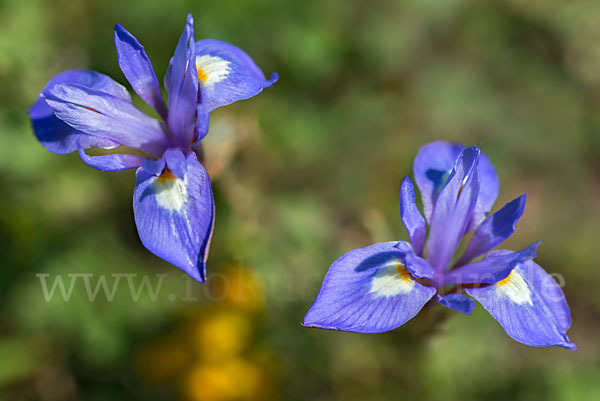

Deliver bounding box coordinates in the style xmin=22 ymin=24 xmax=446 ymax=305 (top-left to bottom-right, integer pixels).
xmin=183 ymin=358 xmax=264 ymax=401
xmin=194 ymin=310 xmax=252 ymax=361
xmin=136 ymin=264 xmax=275 ymax=399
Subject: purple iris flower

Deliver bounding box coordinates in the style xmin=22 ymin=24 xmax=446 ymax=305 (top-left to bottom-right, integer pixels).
xmin=304 ymin=141 xmax=575 ymax=349
xmin=29 ymin=14 xmax=277 ymax=282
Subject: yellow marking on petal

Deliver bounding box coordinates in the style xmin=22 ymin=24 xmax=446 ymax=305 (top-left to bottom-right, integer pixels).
xmin=495 ymin=268 xmax=533 ymax=305
xmin=195 ymin=55 xmax=231 ymax=86
xmin=156 ymin=168 xmax=176 ymax=184
xmin=396 ymin=263 xmax=412 ymax=282
xmin=154 ymin=168 xmax=187 ymax=212
xmin=497 ymin=270 xmax=514 ymax=287
xmin=369 ymin=262 xmax=415 ymax=297
xmin=197 ymin=67 xmax=208 ymax=82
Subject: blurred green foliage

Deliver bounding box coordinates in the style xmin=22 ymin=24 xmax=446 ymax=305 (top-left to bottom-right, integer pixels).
xmin=1 ymin=0 xmax=600 ymax=400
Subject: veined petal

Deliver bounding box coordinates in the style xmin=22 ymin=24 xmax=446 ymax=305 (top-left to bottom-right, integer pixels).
xmin=399 ymin=176 xmax=426 ymax=256
xmin=78 ymin=148 xmax=145 ymax=172
xmin=466 ymin=259 xmax=575 ymax=349
xmin=426 ymin=146 xmax=480 ymax=273
xmin=438 ymin=293 xmax=476 ymax=315
xmin=29 ymin=70 xmax=130 ymax=154
xmin=133 ymin=149 xmax=214 ymax=281
xmin=303 ymin=242 xmax=436 ymax=333
xmin=194 ymin=39 xmax=278 ymax=112
xmin=114 ymin=23 xmax=167 ymax=119
xmin=44 ymin=83 xmax=169 ymax=156
xmin=443 ymin=243 xmax=539 ymax=286
xmin=166 ymin=14 xmax=198 ymax=147
xmin=413 ymin=141 xmax=499 ymax=229
xmin=458 ymin=194 xmax=527 ymax=265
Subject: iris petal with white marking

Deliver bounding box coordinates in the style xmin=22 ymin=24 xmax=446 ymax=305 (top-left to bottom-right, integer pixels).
xmin=466 ymin=257 xmax=576 ymax=349
xmin=194 ymin=39 xmax=278 ymax=112
xmin=133 ymin=149 xmax=215 ymax=282
xmin=303 ymin=242 xmax=436 ymax=333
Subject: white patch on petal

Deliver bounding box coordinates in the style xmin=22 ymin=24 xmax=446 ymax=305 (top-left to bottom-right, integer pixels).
xmin=496 ymin=268 xmax=533 ymax=305
xmin=154 ymin=175 xmax=187 ymax=212
xmin=368 ymin=262 xmax=414 ymax=298
xmin=196 ymin=55 xmax=231 ymax=86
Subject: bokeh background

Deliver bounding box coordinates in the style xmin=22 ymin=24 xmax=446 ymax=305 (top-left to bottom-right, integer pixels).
xmin=1 ymin=0 xmax=599 ymax=400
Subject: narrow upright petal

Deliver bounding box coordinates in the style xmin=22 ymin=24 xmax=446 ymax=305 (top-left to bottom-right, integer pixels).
xmin=166 ymin=14 xmax=198 ymax=147
xmin=29 ymin=70 xmax=130 ymax=154
xmin=413 ymin=141 xmax=499 ymax=229
xmin=78 ymin=149 xmax=145 ymax=172
xmin=194 ymin=39 xmax=278 ymax=112
xmin=303 ymin=242 xmax=436 ymax=333
xmin=444 ymin=243 xmax=539 ymax=286
xmin=114 ymin=23 xmax=168 ymax=119
xmin=466 ymin=259 xmax=575 ymax=349
xmin=426 ymin=146 xmax=480 ymax=273
xmin=133 ymin=149 xmax=215 ymax=281
xmin=44 ymin=83 xmax=169 ymax=156
xmin=458 ymin=194 xmax=527 ymax=264
xmin=399 ymin=176 xmax=427 ymax=256
xmin=468 ymin=152 xmax=500 ymax=232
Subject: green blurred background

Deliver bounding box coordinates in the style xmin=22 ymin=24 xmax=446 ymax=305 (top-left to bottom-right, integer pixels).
xmin=1 ymin=0 xmax=599 ymax=400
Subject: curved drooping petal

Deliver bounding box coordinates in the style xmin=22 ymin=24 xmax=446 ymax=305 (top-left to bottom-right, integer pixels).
xmin=393 ymin=241 xmax=435 ymax=279
xmin=399 ymin=176 xmax=426 ymax=256
xmin=195 ymin=104 xmax=210 ymax=143
xmin=166 ymin=14 xmax=198 ymax=148
xmin=413 ymin=141 xmax=499 ymax=230
xmin=458 ymin=194 xmax=527 ymax=265
xmin=443 ymin=243 xmax=539 ymax=286
xmin=303 ymin=242 xmax=437 ymax=333
xmin=426 ymin=146 xmax=480 ymax=273
xmin=466 ymin=258 xmax=576 ymax=349
xmin=29 ymin=70 xmax=131 ymax=154
xmin=438 ymin=293 xmax=476 ymax=315
xmin=114 ymin=23 xmax=167 ymax=119
xmin=44 ymin=83 xmax=169 ymax=156
xmin=78 ymin=148 xmax=145 ymax=172
xmin=133 ymin=149 xmax=215 ymax=282
xmin=193 ymin=39 xmax=278 ymax=112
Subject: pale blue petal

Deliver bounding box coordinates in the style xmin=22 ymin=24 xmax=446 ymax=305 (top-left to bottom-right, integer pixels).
xmin=303 ymin=242 xmax=436 ymax=333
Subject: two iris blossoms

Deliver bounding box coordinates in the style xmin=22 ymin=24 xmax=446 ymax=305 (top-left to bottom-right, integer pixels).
xmin=29 ymin=15 xmax=277 ymax=282
xmin=304 ymin=141 xmax=576 ymax=349
xmin=29 ymin=13 xmax=574 ymax=350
